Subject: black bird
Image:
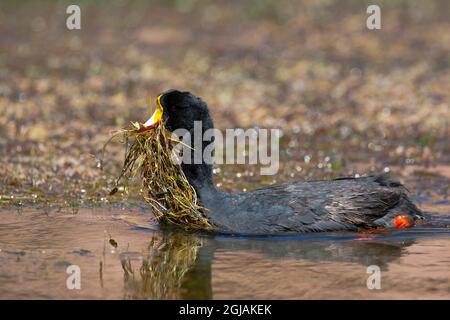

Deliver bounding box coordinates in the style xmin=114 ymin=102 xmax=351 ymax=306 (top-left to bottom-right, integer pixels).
xmin=143 ymin=89 xmax=424 ymax=235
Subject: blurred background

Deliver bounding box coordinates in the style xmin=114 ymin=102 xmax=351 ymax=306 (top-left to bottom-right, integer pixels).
xmin=0 ymin=0 xmax=449 ymax=208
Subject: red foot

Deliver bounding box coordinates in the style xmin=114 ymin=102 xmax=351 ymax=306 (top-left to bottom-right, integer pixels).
xmin=354 ymin=227 xmax=386 ymax=241
xmin=394 ymin=214 xmax=414 ymax=229
xmin=358 ymin=228 xmax=387 ymax=234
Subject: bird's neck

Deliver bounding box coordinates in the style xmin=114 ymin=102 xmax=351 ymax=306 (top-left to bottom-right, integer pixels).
xmin=180 ymin=120 xmax=218 ymax=202
xmin=182 ymin=162 xmax=215 ymax=194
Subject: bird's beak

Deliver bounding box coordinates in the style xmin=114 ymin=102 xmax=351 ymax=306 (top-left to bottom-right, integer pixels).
xmin=142 ymin=94 xmax=164 ymax=130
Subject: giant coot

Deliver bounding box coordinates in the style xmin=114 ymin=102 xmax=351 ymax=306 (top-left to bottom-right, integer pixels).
xmin=143 ymin=89 xmax=423 ymax=235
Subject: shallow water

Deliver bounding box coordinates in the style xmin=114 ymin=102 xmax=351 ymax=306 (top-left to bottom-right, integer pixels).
xmin=1 ymin=205 xmax=449 ymax=300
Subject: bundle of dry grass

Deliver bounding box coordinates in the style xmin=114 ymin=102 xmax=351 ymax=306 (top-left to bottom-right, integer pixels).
xmin=108 ymin=122 xmax=212 ymax=231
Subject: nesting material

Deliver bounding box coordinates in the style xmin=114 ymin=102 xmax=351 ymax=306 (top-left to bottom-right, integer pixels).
xmin=109 ymin=122 xmax=212 ymax=230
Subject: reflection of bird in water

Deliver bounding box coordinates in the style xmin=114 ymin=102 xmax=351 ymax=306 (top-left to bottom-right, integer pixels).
xmin=120 ymin=227 xmax=417 ymax=300
xmin=215 ymin=236 xmax=414 ymax=269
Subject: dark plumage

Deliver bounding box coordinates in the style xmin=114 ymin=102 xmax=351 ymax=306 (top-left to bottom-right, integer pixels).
xmin=159 ymin=89 xmax=423 ymax=235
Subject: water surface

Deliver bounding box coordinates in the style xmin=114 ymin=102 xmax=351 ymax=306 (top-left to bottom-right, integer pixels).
xmin=1 ymin=206 xmax=449 ymax=299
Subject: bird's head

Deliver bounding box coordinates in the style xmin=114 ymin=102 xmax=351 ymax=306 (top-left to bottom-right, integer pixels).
xmin=142 ymin=89 xmax=213 ymax=133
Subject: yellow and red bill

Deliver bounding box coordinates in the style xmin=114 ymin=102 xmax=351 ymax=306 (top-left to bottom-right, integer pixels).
xmin=142 ymin=94 xmax=164 ymax=130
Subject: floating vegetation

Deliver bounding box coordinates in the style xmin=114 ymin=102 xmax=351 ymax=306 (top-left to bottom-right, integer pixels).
xmin=106 ymin=122 xmax=212 ymax=231
xmin=109 ymin=238 xmax=118 ymax=248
